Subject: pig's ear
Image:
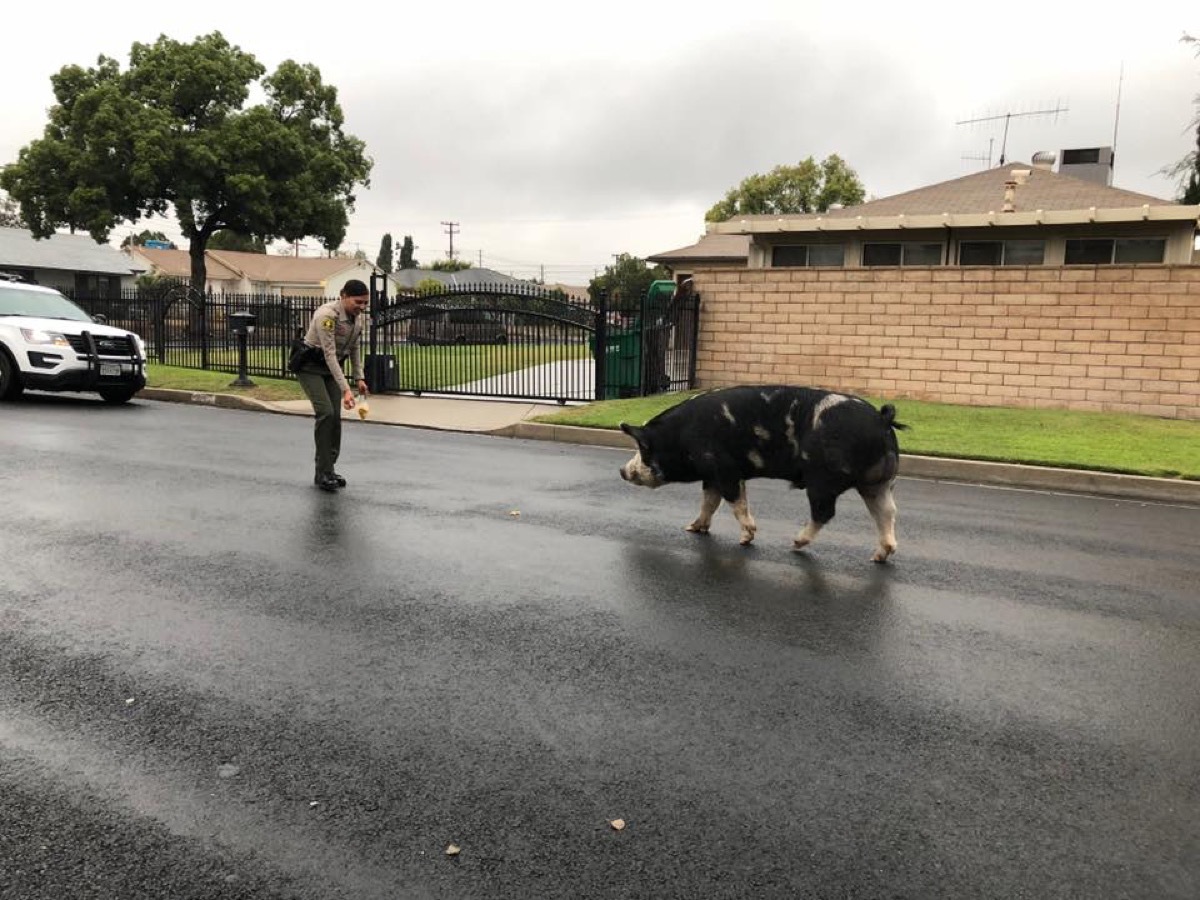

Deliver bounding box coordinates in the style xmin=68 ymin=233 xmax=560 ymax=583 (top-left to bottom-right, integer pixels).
xmin=619 ymin=422 xmax=641 ymax=440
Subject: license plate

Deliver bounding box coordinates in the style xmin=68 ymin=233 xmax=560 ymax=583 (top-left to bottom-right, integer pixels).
xmin=100 ymin=363 xmax=122 ymax=377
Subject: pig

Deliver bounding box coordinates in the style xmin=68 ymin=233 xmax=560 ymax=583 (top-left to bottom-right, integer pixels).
xmin=619 ymin=386 xmax=905 ymax=562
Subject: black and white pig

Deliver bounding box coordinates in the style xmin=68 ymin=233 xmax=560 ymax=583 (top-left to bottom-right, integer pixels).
xmin=619 ymin=386 xmax=905 ymax=562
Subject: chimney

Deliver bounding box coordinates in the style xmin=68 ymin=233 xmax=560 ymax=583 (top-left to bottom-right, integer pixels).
xmin=1002 ymin=180 xmax=1017 ymax=213
xmin=1002 ymin=168 xmax=1032 ymax=212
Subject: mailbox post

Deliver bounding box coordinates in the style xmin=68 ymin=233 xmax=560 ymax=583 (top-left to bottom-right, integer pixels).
xmin=229 ymin=310 xmax=257 ymax=388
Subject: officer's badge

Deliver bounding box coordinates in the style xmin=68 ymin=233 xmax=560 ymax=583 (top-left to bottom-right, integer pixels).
xmin=321 ymin=317 xmax=336 ymax=332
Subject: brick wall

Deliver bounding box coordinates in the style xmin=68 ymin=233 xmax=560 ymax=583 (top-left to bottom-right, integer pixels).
xmin=690 ymin=265 xmax=1200 ymax=420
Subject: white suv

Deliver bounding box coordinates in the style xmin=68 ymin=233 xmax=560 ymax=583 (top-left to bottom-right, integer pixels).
xmin=0 ymin=278 xmax=147 ymax=404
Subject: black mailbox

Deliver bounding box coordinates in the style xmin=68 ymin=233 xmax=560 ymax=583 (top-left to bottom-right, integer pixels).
xmin=230 ymin=310 xmax=257 ymax=335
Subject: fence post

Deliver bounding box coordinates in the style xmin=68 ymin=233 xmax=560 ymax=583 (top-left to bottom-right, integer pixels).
xmin=593 ymin=289 xmax=608 ymax=401
xmin=368 ymin=272 xmax=385 ymax=392
xmin=687 ymin=290 xmax=700 ymax=389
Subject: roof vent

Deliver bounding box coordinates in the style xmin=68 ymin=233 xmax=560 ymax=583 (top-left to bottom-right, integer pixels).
xmin=1031 ymin=151 xmax=1056 ymax=171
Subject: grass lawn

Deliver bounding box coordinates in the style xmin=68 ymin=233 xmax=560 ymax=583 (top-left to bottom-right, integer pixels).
xmin=145 ymin=364 xmax=306 ymax=402
xmin=532 ymin=391 xmax=1200 ymax=481
xmin=169 ymin=342 xmax=590 ymax=391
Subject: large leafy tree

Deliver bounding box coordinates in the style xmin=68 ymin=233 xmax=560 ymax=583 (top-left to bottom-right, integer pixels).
xmin=0 ymin=193 xmax=22 ymax=228
xmin=208 ymin=230 xmax=266 ymax=253
xmin=588 ymin=253 xmax=668 ymax=313
xmin=398 ymin=235 xmax=418 ymax=269
xmin=376 ymin=233 xmax=394 ymax=272
xmin=0 ymin=32 xmax=372 ymax=293
xmin=120 ymin=229 xmax=173 ymax=248
xmin=430 ymin=258 xmax=471 ymax=272
xmin=705 ymin=154 xmax=866 ymax=222
xmin=1173 ymin=34 xmax=1200 ymax=204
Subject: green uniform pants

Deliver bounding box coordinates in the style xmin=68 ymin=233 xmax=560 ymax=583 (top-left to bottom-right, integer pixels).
xmin=297 ymin=367 xmax=343 ymax=477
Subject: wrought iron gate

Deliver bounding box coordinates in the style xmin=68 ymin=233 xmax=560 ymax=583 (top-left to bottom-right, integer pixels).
xmin=366 ymin=275 xmax=699 ymax=403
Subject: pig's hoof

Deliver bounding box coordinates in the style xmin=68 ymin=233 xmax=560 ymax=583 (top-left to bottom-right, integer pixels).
xmin=792 ymin=538 xmax=811 ymax=552
xmin=739 ymin=532 xmax=756 ymax=546
xmin=685 ymin=522 xmax=710 ymax=535
xmin=871 ymin=545 xmax=896 ymax=564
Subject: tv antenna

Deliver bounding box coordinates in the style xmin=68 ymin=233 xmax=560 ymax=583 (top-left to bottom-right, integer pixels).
xmin=962 ymin=137 xmax=995 ymax=169
xmin=956 ymin=103 xmax=1068 ymax=165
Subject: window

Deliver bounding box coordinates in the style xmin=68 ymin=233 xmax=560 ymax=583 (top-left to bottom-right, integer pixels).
xmin=1114 ymin=239 xmax=1165 ymax=263
xmin=1065 ymin=238 xmax=1165 ymax=264
xmin=74 ymin=273 xmax=118 ymax=298
xmin=958 ymin=239 xmax=1045 ymax=266
xmin=1004 ymin=240 xmax=1046 ymax=265
xmin=771 ymin=244 xmax=845 ymax=267
xmin=958 ymin=242 xmax=1002 ymax=265
xmin=1061 ymin=148 xmax=1101 ymax=165
xmin=862 ymin=243 xmax=901 ymax=266
xmin=808 ymin=244 xmax=845 ymax=267
xmin=862 ymin=242 xmax=942 ymax=266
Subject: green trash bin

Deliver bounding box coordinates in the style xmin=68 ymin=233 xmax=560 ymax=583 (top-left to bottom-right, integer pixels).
xmin=590 ymin=325 xmax=642 ymax=399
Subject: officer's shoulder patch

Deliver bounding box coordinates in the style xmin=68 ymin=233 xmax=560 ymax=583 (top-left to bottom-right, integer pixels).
xmin=320 ymin=317 xmax=336 ymax=332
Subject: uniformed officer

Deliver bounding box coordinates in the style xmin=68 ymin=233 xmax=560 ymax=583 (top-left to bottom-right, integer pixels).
xmin=297 ymin=279 xmax=370 ymax=491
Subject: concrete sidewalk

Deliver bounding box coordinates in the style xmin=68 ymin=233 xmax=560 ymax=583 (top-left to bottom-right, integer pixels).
xmin=137 ymin=387 xmax=1200 ymax=506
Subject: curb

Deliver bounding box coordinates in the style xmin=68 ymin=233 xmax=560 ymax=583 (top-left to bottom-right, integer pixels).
xmin=138 ymin=387 xmax=276 ymax=413
xmin=510 ymin=422 xmax=1200 ymax=506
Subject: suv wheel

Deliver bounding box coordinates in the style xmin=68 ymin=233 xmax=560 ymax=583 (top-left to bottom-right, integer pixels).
xmin=0 ymin=349 xmax=24 ymax=400
xmin=98 ymin=387 xmax=137 ymax=404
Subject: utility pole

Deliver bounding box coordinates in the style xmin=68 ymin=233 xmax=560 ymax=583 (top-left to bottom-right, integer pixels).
xmin=442 ymin=221 xmax=459 ymax=260
xmin=956 ymin=103 xmax=1068 ymax=166
xmin=478 ymin=249 xmax=483 ymax=266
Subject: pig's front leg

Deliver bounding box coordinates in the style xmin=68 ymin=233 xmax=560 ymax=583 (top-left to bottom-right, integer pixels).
xmin=730 ymin=481 xmax=757 ymax=545
xmin=686 ymin=484 xmax=722 ymax=535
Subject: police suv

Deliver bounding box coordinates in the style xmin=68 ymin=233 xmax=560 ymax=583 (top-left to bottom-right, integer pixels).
xmin=0 ymin=276 xmax=147 ymax=404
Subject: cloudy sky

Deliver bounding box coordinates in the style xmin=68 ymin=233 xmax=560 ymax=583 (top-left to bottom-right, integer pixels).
xmin=1 ymin=1 xmax=1197 ymax=283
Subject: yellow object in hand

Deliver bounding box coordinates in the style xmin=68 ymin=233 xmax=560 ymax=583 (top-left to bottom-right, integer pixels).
xmin=357 ymin=394 xmax=370 ymax=419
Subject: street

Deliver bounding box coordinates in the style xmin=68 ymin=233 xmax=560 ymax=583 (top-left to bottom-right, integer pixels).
xmin=1 ymin=394 xmax=1198 ymax=899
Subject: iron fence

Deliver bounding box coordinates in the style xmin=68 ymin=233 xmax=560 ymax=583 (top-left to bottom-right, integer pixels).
xmin=68 ymin=279 xmax=700 ymax=401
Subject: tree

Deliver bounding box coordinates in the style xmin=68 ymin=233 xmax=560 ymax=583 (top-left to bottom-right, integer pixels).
xmin=208 ymin=230 xmax=266 ymax=252
xmin=398 ymin=235 xmax=418 ymax=269
xmin=0 ymin=193 xmax=22 ymax=228
xmin=705 ymin=154 xmax=866 ymax=222
xmin=1172 ymin=34 xmax=1200 ymax=204
xmin=376 ymin=233 xmax=394 ymax=272
xmin=587 ymin=253 xmax=668 ymax=313
xmin=430 ymin=257 xmax=471 ymax=272
xmin=0 ymin=32 xmax=372 ymax=295
xmin=120 ymin=229 xmax=174 ymax=248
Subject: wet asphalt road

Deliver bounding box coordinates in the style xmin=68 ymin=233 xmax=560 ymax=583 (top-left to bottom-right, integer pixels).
xmin=1 ymin=395 xmax=1198 ymax=900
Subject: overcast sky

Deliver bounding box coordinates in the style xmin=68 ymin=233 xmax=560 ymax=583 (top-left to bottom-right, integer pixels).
xmin=1 ymin=1 xmax=1196 ymax=283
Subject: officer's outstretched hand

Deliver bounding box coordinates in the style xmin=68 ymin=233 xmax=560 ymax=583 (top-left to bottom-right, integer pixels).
xmin=342 ymin=389 xmax=356 ymax=410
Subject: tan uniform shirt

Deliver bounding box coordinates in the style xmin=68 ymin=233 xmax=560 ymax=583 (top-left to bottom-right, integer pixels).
xmin=303 ymin=298 xmax=365 ymax=395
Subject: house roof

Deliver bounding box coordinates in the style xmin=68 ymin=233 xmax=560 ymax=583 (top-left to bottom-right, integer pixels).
xmin=647 ymin=233 xmax=751 ymax=264
xmin=0 ymin=227 xmax=146 ymax=276
xmin=132 ymin=247 xmax=368 ymax=285
xmin=707 ymin=163 xmax=1200 ymax=235
xmin=130 ymin=247 xmax=242 ymax=280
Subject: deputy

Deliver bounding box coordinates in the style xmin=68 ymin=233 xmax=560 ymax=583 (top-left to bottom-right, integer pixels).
xmin=296 ymin=279 xmax=370 ymax=492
